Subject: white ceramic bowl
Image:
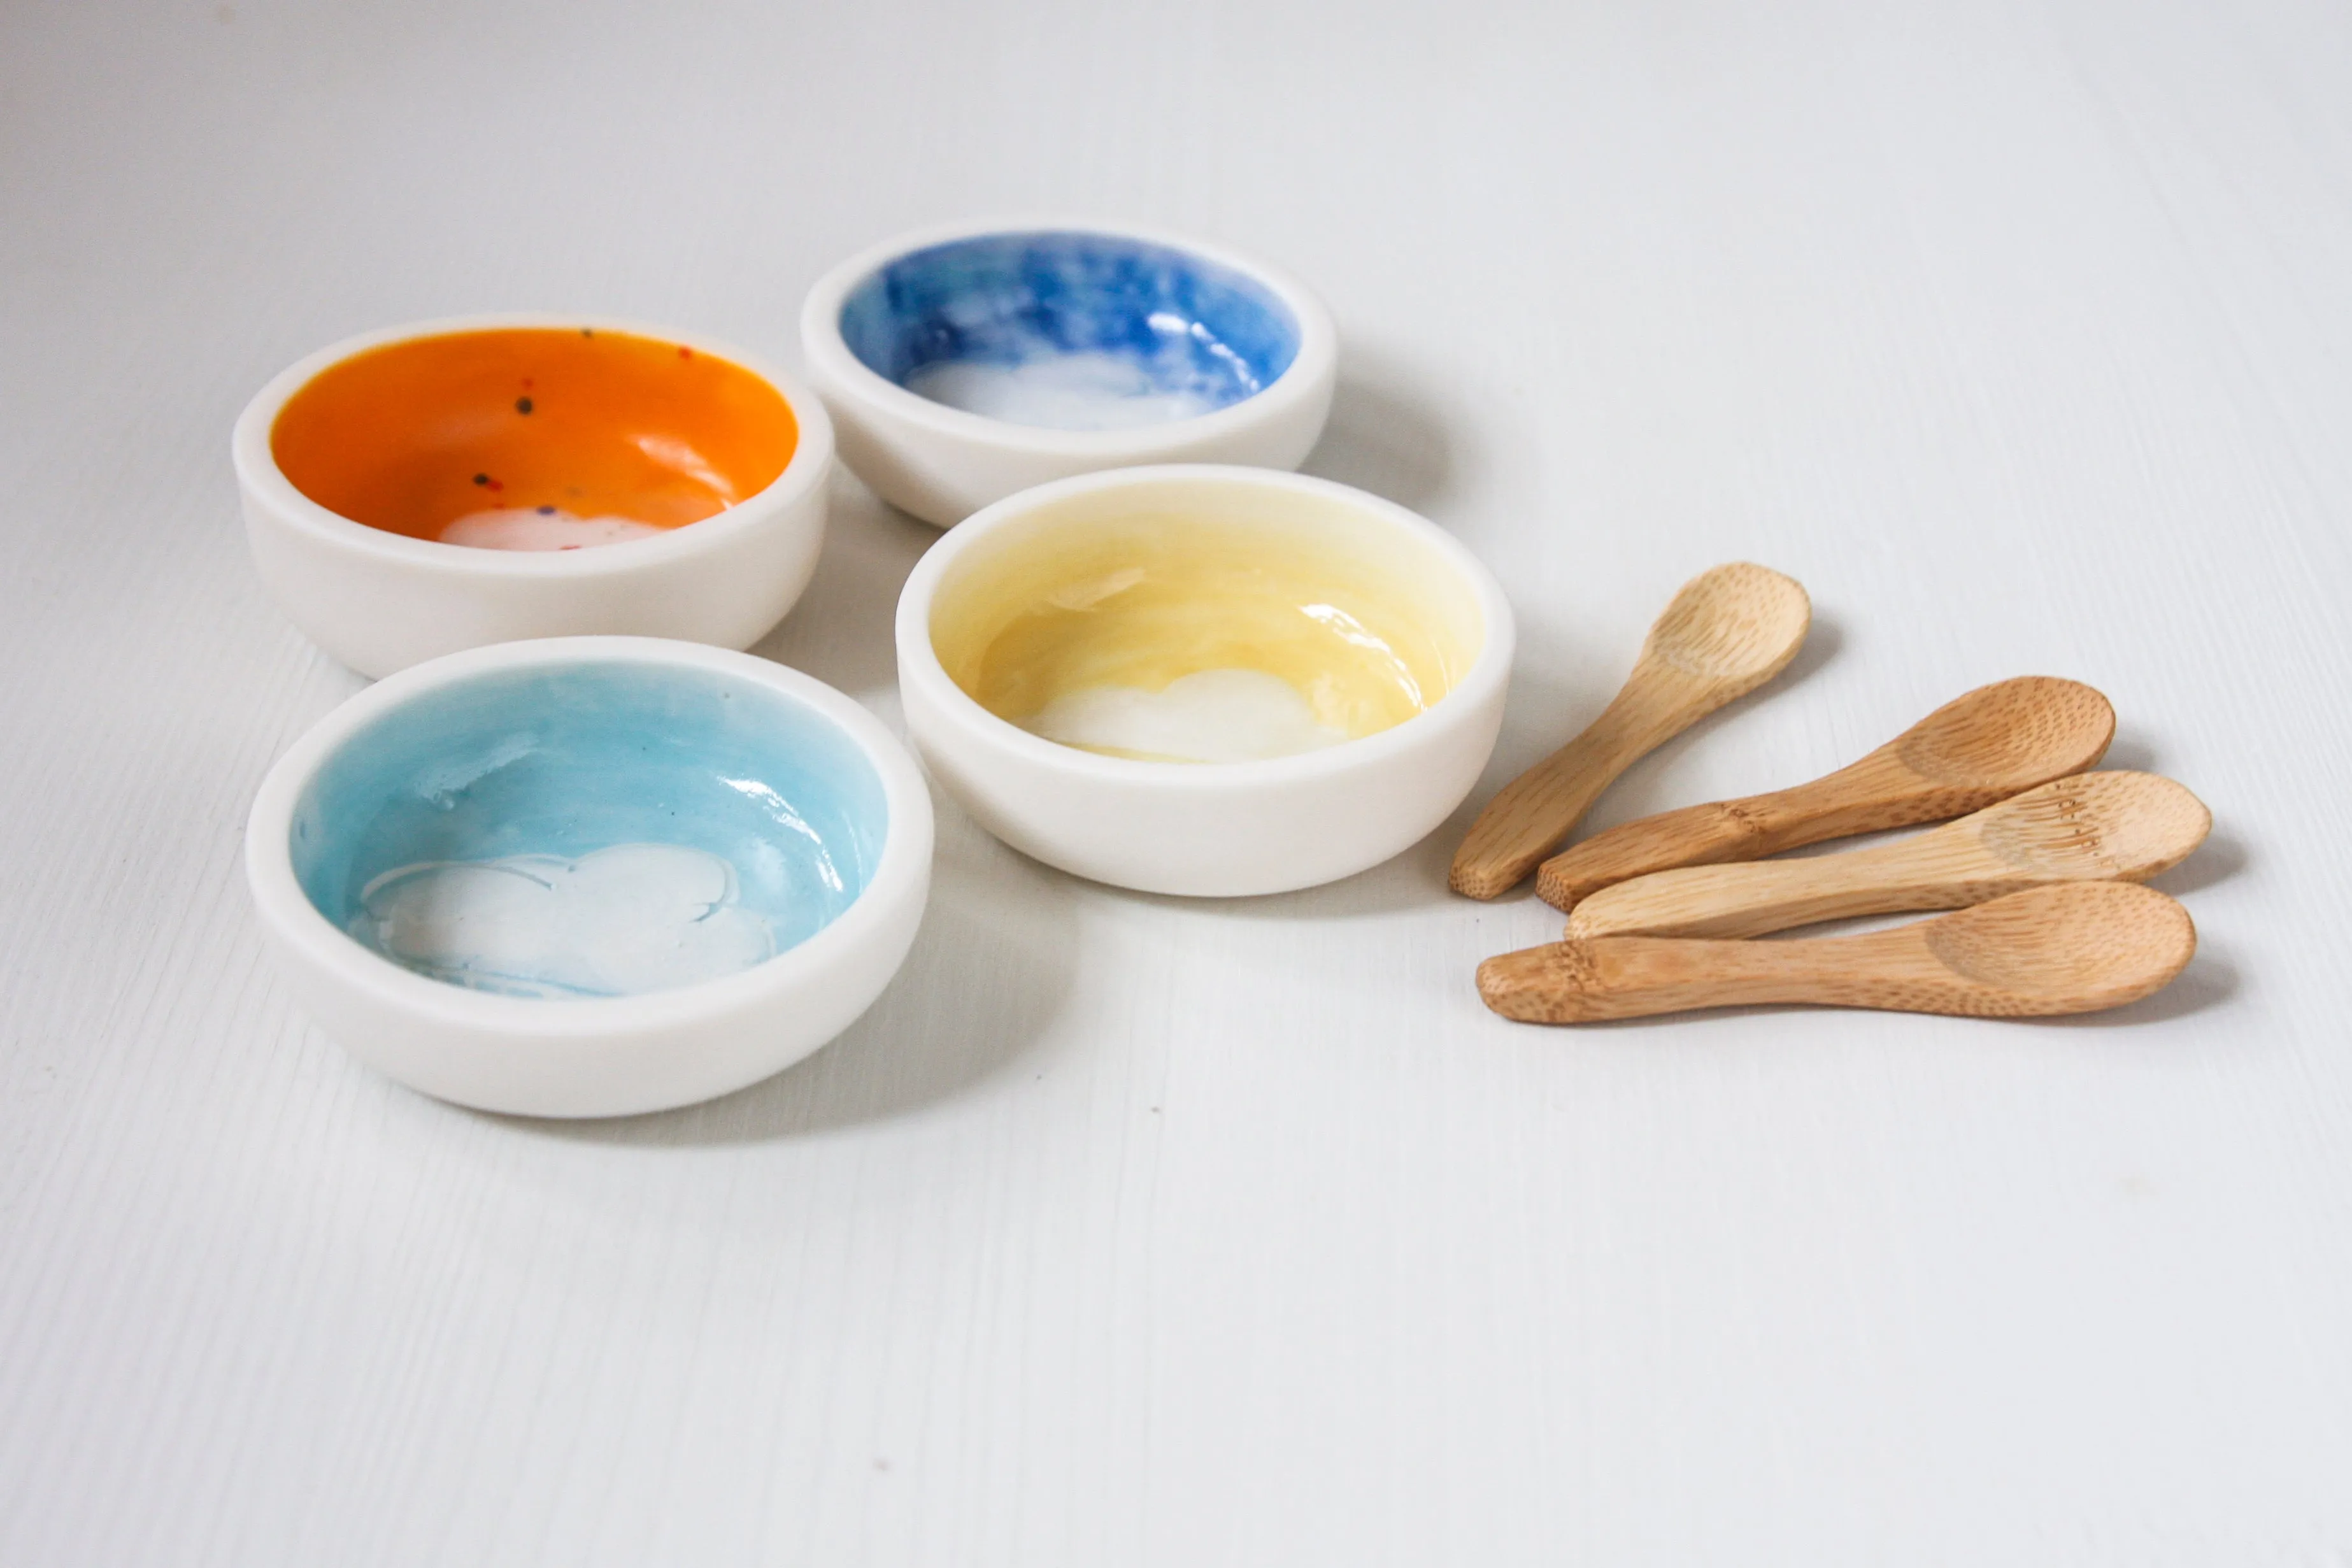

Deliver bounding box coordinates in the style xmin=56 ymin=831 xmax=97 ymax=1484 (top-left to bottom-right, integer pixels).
xmin=896 ymin=466 xmax=1513 ymax=896
xmin=245 ymin=638 xmax=932 ymax=1118
xmin=801 ymin=218 xmax=1337 ymax=527
xmin=234 ymin=313 xmax=835 ymax=679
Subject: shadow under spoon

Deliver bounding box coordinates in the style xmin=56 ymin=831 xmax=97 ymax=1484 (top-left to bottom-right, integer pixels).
xmin=1563 ymin=770 xmax=2210 ymax=939
xmin=1534 ymin=675 xmax=2116 ymax=913
xmin=1479 ymin=881 xmax=2197 ymax=1023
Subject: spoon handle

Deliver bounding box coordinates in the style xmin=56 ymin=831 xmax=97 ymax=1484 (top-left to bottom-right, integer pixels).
xmin=1477 ymin=925 xmax=1954 ymax=1022
xmin=1530 ymin=758 xmax=1949 ymax=911
xmin=1481 ymin=883 xmax=2196 ymax=1022
xmin=1448 ymin=669 xmax=1732 ymax=900
xmin=1532 ymin=676 xmax=2118 ymax=912
xmin=1559 ymin=839 xmax=2014 ymax=940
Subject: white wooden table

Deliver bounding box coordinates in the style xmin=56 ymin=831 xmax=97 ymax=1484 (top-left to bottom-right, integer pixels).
xmin=5 ymin=1 xmax=2348 ymax=1561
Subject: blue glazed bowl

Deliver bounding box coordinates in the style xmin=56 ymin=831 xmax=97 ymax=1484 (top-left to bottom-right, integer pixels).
xmin=837 ymin=231 xmax=1302 ymax=430
xmin=246 ymin=638 xmax=933 ymax=1116
xmin=802 ymin=218 xmax=1336 ymax=526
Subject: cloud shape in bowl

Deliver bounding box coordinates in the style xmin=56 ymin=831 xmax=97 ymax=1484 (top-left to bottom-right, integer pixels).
xmin=353 ymin=843 xmax=780 ymax=999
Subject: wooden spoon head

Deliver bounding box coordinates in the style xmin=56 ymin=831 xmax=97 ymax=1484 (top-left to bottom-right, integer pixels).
xmin=1894 ymin=676 xmax=2116 ymax=788
xmin=1921 ymin=881 xmax=2196 ymax=1010
xmin=1639 ymin=562 xmax=1812 ymax=686
xmin=1975 ymin=771 xmax=2212 ymax=880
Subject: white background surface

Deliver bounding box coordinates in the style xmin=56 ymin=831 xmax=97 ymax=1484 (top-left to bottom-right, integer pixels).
xmin=3 ymin=1 xmax=2348 ymax=1562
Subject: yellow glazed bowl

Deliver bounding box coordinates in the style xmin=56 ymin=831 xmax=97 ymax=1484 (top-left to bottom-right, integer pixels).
xmin=896 ymin=465 xmax=1513 ymax=895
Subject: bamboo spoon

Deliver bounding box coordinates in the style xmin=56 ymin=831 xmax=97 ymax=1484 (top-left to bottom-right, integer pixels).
xmin=1479 ymin=881 xmax=2195 ymax=1023
xmin=1450 ymin=563 xmax=1811 ymax=899
xmin=1534 ymin=676 xmax=2115 ymax=913
xmin=1562 ymin=771 xmax=2209 ymax=939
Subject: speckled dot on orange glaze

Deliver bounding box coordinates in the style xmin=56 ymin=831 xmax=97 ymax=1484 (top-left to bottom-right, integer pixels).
xmin=270 ymin=327 xmax=797 ymax=546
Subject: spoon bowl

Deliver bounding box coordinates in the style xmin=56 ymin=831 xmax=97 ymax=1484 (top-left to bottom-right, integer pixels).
xmin=1643 ymin=562 xmax=1814 ymax=683
xmin=1978 ymin=770 xmax=2213 ymax=878
xmin=1897 ymin=676 xmax=2117 ymax=787
xmin=1920 ymin=881 xmax=2193 ymax=1001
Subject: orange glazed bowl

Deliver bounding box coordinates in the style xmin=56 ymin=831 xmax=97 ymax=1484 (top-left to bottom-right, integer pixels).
xmin=234 ymin=315 xmax=834 ymax=678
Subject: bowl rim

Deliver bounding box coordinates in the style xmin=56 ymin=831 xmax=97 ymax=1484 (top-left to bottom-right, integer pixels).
xmin=231 ymin=313 xmax=837 ymax=577
xmin=895 ymin=464 xmax=1516 ymax=789
xmin=244 ymin=637 xmax=933 ymax=1037
xmin=799 ymin=215 xmax=1339 ymax=457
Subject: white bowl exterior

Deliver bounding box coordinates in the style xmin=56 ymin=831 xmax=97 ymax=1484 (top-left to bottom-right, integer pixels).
xmin=816 ymin=355 xmax=1332 ymax=531
xmin=245 ymin=638 xmax=934 ymax=1118
xmin=902 ymin=664 xmax=1502 ymax=897
xmin=240 ymin=483 xmax=829 ymax=681
xmin=234 ymin=315 xmax=836 ymax=680
xmin=895 ymin=467 xmax=1514 ymax=897
xmin=250 ymin=864 xmax=924 ymax=1118
xmin=801 ymin=218 xmax=1337 ymax=528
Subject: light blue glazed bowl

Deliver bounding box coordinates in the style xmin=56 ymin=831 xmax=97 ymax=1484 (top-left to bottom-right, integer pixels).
xmin=802 ymin=218 xmax=1337 ymax=526
xmin=246 ymin=638 xmax=933 ymax=1117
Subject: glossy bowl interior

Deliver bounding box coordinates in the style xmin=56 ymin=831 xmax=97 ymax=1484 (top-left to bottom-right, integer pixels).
xmin=292 ymin=659 xmax=887 ymax=1000
xmin=927 ymin=486 xmax=1485 ymax=764
xmin=271 ymin=325 xmax=800 ymax=550
xmin=838 ymin=231 xmax=1302 ymax=433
